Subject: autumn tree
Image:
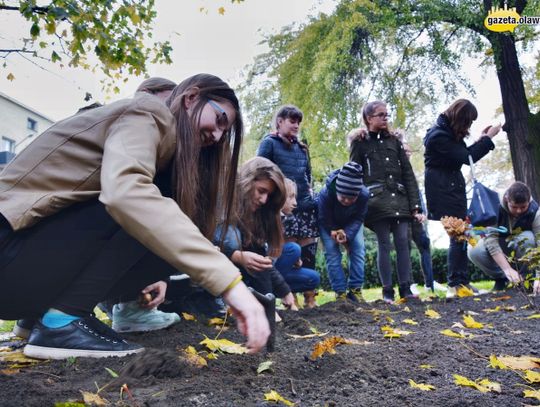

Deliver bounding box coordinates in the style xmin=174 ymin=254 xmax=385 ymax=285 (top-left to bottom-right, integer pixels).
xmin=241 ymin=0 xmax=540 ymax=196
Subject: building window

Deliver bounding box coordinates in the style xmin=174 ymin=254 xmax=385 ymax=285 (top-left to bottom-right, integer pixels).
xmin=27 ymin=118 xmax=37 ymax=132
xmin=1 ymin=137 xmax=15 ymax=153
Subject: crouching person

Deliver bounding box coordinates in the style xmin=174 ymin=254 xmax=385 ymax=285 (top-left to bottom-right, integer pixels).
xmin=318 ymin=162 xmax=369 ymax=302
xmin=468 ymin=181 xmax=540 ymax=294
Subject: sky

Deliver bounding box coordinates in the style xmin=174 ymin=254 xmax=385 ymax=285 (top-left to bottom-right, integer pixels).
xmin=0 ymin=0 xmax=524 ymax=247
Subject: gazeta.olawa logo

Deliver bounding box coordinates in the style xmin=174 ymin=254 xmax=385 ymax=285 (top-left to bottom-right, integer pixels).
xmin=484 ymin=4 xmax=540 ymax=32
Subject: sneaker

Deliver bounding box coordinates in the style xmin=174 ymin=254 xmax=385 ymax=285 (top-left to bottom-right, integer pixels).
xmin=335 ymin=292 xmax=347 ymax=301
xmin=382 ymin=286 xmax=395 ymax=304
xmin=24 ymin=318 xmax=143 ymax=360
xmin=432 ymin=281 xmax=448 ymax=292
xmin=112 ymin=301 xmax=180 ymax=333
xmin=493 ymin=278 xmax=509 ymax=291
xmin=12 ymin=319 xmax=36 ymax=339
xmin=346 ymin=288 xmax=365 ymax=303
xmin=398 ymin=284 xmax=419 ymax=300
xmin=410 ymin=284 xmax=420 ymax=296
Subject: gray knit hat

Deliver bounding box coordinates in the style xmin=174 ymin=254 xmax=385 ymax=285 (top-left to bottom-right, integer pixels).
xmin=336 ymin=162 xmax=364 ymax=197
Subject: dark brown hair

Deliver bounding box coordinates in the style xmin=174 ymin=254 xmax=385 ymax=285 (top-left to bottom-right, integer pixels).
xmin=505 ymin=181 xmax=531 ymax=204
xmin=136 ymin=77 xmax=176 ymax=94
xmin=443 ymin=99 xmax=478 ymax=141
xmin=235 ymin=157 xmax=286 ymax=258
xmin=362 ymin=101 xmax=392 ymax=136
xmin=165 ymin=73 xmax=243 ymax=239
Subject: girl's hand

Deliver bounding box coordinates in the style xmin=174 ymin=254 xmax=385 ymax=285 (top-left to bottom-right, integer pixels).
xmin=239 ymin=251 xmax=273 ymax=273
xmin=482 ymin=123 xmax=502 ymax=139
xmin=140 ymin=281 xmax=167 ymax=309
xmin=336 ymin=230 xmax=347 ymax=244
xmin=282 ymin=292 xmax=298 ymax=311
xmin=503 ymin=267 xmax=522 ymax=284
xmin=293 ymin=258 xmax=303 ymax=269
xmin=414 ymin=213 xmax=426 ymax=223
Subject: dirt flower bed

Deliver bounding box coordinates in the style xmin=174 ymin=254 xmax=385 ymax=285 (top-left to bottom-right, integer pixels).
xmin=1 ymin=289 xmax=539 ymax=406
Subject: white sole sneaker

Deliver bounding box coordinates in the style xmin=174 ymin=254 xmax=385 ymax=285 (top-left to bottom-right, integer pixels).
xmin=24 ymin=344 xmax=144 ymax=360
xmin=112 ymin=318 xmax=179 ymax=333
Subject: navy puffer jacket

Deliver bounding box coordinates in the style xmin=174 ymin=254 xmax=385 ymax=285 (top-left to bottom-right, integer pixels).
xmin=257 ymin=135 xmax=315 ymax=210
xmin=423 ymin=114 xmax=495 ymax=220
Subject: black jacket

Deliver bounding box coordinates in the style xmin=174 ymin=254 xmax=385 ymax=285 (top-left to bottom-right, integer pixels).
xmin=423 ymin=114 xmax=495 ymax=220
xmin=350 ymin=131 xmax=420 ymax=227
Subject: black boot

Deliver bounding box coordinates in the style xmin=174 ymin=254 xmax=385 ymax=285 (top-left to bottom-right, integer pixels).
xmin=382 ymin=286 xmax=395 ymax=304
xmin=399 ymin=284 xmax=418 ymax=299
xmin=300 ymin=242 xmax=318 ymax=269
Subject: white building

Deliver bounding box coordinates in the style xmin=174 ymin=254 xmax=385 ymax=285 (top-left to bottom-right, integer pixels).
xmin=0 ymin=91 xmax=55 ymax=168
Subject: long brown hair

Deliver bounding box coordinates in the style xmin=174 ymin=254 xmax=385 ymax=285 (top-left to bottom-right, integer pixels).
xmin=236 ymin=157 xmax=286 ymax=258
xmin=165 ymin=74 xmax=243 ymax=239
xmin=362 ymin=100 xmax=392 ymax=136
xmin=443 ymin=99 xmax=478 ymax=141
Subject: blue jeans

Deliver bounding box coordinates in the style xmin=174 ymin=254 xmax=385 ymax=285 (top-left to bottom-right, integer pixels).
xmin=319 ymin=226 xmax=365 ymax=293
xmin=468 ymin=231 xmax=535 ymax=280
xmin=275 ymin=242 xmax=320 ymax=293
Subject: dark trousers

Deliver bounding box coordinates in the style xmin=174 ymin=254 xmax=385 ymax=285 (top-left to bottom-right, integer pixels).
xmin=410 ymin=221 xmax=434 ymax=289
xmin=0 ymin=199 xmax=175 ymax=320
xmin=447 ymin=237 xmax=469 ymax=287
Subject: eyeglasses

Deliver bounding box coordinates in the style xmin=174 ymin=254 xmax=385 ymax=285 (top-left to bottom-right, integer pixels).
xmin=371 ymin=112 xmax=390 ymax=119
xmin=208 ymin=100 xmax=229 ymax=131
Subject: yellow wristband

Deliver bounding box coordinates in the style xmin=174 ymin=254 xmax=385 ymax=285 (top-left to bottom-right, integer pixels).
xmin=223 ymin=274 xmax=243 ymax=293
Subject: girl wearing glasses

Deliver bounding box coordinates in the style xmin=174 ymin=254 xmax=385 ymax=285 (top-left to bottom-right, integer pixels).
xmin=349 ymin=101 xmax=422 ymax=303
xmin=257 ymin=105 xmax=320 ymax=304
xmin=424 ymin=99 xmax=501 ymax=297
xmin=0 ymin=73 xmax=270 ymax=359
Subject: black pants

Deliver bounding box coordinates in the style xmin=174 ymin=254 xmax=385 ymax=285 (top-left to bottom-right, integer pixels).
xmin=0 ymin=199 xmax=175 ymax=320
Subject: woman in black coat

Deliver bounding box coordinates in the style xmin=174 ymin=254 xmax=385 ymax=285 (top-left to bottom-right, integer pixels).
xmin=424 ymin=99 xmax=501 ymax=296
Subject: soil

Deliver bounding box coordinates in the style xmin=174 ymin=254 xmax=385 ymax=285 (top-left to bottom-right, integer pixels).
xmin=1 ymin=288 xmax=539 ymax=407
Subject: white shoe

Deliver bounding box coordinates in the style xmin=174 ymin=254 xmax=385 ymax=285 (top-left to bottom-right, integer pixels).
xmin=410 ymin=284 xmax=420 ymax=296
xmin=446 ymin=286 xmax=457 ymax=298
xmin=432 ymin=281 xmax=448 ymax=292
xmin=112 ymin=301 xmax=180 ymax=333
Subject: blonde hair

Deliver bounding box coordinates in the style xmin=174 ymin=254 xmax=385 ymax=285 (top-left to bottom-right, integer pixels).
xmin=284 ymin=178 xmax=297 ymax=197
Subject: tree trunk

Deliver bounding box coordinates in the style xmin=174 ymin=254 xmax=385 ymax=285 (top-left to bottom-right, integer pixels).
xmin=491 ymin=34 xmax=540 ymax=199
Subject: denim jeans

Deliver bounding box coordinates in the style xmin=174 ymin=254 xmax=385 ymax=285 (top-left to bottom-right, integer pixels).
xmin=411 ymin=221 xmax=434 ymax=289
xmin=468 ymin=231 xmax=535 ymax=280
xmin=275 ymin=242 xmax=320 ymax=293
xmin=319 ymin=225 xmax=365 ymax=293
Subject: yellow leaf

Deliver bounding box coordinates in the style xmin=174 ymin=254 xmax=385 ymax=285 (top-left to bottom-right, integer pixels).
xmin=183 ymin=347 xmax=207 ymax=368
xmin=523 ymin=370 xmax=540 ymax=383
xmin=264 ymin=390 xmax=295 ymax=406
xmin=218 ymin=6 xmax=226 ymax=15
xmin=524 ymin=389 xmax=540 ymax=400
xmin=286 ymin=332 xmax=329 ymax=339
xmin=403 ymin=319 xmax=418 ymax=325
xmin=440 ymin=329 xmax=465 ymax=338
xmin=206 ymin=353 xmax=217 ymax=360
xmin=425 ymin=309 xmax=441 ymax=319
xmin=0 ymin=350 xmax=43 ymax=368
xmin=473 ymin=298 xmax=481 ymax=301
xmin=403 ymin=306 xmax=412 ymax=312
xmin=456 ymin=285 xmax=474 ymax=297
xmin=395 ymin=298 xmax=407 ymax=304
xmin=6 ymin=73 xmax=15 ymax=81
xmin=385 ymin=316 xmax=395 ymax=323
xmin=257 ymin=360 xmax=273 ymax=374
xmin=409 ymin=379 xmax=436 ymax=391
xmin=526 ymin=314 xmax=540 ymax=319
xmin=420 ymin=364 xmax=434 ymax=369
xmin=477 ymin=379 xmax=501 ymax=393
xmin=199 ymin=337 xmax=248 ymax=354
xmin=381 ymin=326 xmax=412 ymax=338
xmin=497 ymin=355 xmax=540 ymax=370
xmin=463 ymin=315 xmax=484 ymax=329
xmin=489 ymin=355 xmax=508 ymax=370
xmin=492 ymin=295 xmax=512 ymax=301
xmin=208 ymin=317 xmax=226 ymax=326
xmin=0 ymin=368 xmax=20 ymax=375
xmin=182 ymin=312 xmax=196 ymax=321
xmin=310 ymin=336 xmax=352 ymax=359
xmin=453 ymin=374 xmax=500 ymax=393
xmin=502 ymin=306 xmax=516 ymax=312
xmin=482 ymin=306 xmax=501 ymax=313
xmin=80 ymin=391 xmax=107 ymax=406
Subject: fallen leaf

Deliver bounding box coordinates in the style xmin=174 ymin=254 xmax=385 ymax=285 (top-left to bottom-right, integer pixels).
xmin=492 ymin=295 xmax=512 ymax=301
xmin=523 ymin=370 xmax=540 ymax=384
xmin=385 ymin=316 xmax=395 ymax=324
xmin=526 ymin=314 xmax=540 ymax=319
xmin=409 ymin=379 xmax=435 ymax=391
xmin=257 ymin=360 xmax=273 ymax=374
xmin=182 ymin=312 xmax=196 ymax=321
xmin=206 ymin=353 xmax=217 ymax=360
xmin=403 ymin=319 xmax=418 ymax=325
xmin=286 ymin=332 xmax=328 ymax=339
xmin=310 ymin=336 xmax=352 ymax=359
xmin=497 ymin=355 xmax=540 ymax=370
xmin=489 ymin=355 xmax=508 ymax=370
xmin=453 ymin=374 xmax=500 ymax=393
xmin=264 ymin=390 xmax=294 ymax=406
xmin=395 ymin=298 xmax=407 ymax=304
xmin=183 ymin=346 xmax=207 ymax=367
xmin=473 ymin=298 xmax=481 ymax=301
xmin=0 ymin=368 xmax=20 ymax=375
xmin=403 ymin=306 xmax=411 ymax=312
xmin=502 ymin=306 xmax=516 ymax=312
xmin=80 ymin=391 xmax=107 ymax=406
xmin=381 ymin=326 xmax=412 ymax=338
xmin=456 ymin=285 xmax=474 ymax=297
xmin=440 ymin=329 xmax=465 ymax=338
xmin=524 ymin=389 xmax=540 ymax=400
xmin=463 ymin=315 xmax=484 ymax=329
xmin=419 ymin=364 xmax=434 ymax=369
xmin=425 ymin=309 xmax=441 ymax=319
xmin=0 ymin=350 xmax=43 ymax=368
xmin=208 ymin=317 xmax=226 ymax=326
xmin=200 ymin=337 xmax=248 ymax=354
xmin=465 ymin=310 xmax=480 ymax=315
xmin=483 ymin=306 xmax=501 ymax=313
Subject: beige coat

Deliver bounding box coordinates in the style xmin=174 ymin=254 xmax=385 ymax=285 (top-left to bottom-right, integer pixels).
xmin=0 ymin=92 xmax=239 ymax=296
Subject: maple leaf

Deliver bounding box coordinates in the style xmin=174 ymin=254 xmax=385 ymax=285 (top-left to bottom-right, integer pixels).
xmin=409 ymin=379 xmax=436 ymax=391
xmin=182 ymin=312 xmax=196 ymax=321
xmin=425 ymin=309 xmax=441 ymax=319
xmin=524 ymin=389 xmax=540 ymax=400
xmin=477 ymin=379 xmax=501 ymax=393
xmin=80 ymin=391 xmax=107 ymax=406
xmin=264 ymin=390 xmax=295 ymax=405
xmin=489 ymin=355 xmax=508 ymax=370
xmin=310 ymin=336 xmax=352 ymax=359
xmin=523 ymin=370 xmax=540 ymax=384
xmin=440 ymin=329 xmax=465 ymax=338
xmin=208 ymin=317 xmax=226 ymax=326
xmin=456 ymin=285 xmax=474 ymax=297
xmin=497 ymin=355 xmax=540 ymax=370
xmin=183 ymin=346 xmax=207 ymax=367
xmin=453 ymin=374 xmax=500 ymax=393
xmin=463 ymin=315 xmax=484 ymax=329
xmin=200 ymin=337 xmax=248 ymax=354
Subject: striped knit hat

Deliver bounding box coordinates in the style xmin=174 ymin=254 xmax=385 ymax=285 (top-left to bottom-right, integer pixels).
xmin=336 ymin=162 xmax=364 ymax=197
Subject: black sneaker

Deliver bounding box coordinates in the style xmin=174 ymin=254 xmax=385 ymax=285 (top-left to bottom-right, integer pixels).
xmin=382 ymin=286 xmax=395 ymax=304
xmin=24 ymin=318 xmax=144 ymax=360
xmin=493 ymin=278 xmax=508 ymax=291
xmin=12 ymin=319 xmax=37 ymax=339
xmin=399 ymin=284 xmax=419 ymax=300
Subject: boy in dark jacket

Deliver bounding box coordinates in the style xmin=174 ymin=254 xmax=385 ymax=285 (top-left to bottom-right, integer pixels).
xmin=318 ymin=162 xmax=369 ymax=302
